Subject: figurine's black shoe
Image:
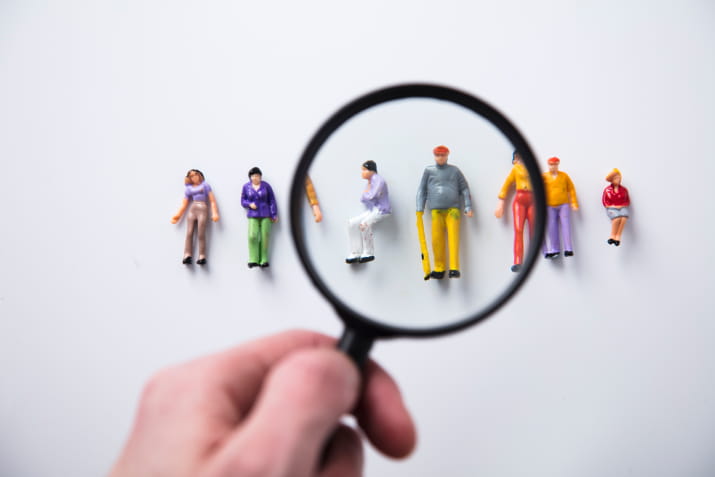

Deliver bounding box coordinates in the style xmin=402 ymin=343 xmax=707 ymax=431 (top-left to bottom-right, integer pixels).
xmin=182 ymin=256 xmax=193 ymax=265
xmin=196 ymin=257 xmax=207 ymax=265
xmin=607 ymin=238 xmax=615 ymax=245
xmin=510 ymin=264 xmax=522 ymax=272
xmin=359 ymin=255 xmax=375 ymax=263
xmin=545 ymin=252 xmax=560 ymax=259
xmin=345 ymin=257 xmax=359 ymax=264
xmin=430 ymin=270 xmax=445 ymax=279
xmin=424 ymin=273 xmax=431 ymax=281
xmin=448 ymin=269 xmax=461 ymax=278
xmin=260 ymin=262 xmax=270 ymax=268
xmin=614 ymin=240 xmax=620 ymax=246
xmin=248 ymin=262 xmax=259 ymax=268
xmin=564 ymin=250 xmax=574 ymax=257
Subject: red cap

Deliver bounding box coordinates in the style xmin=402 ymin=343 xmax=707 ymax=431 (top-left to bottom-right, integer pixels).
xmin=547 ymin=157 xmax=560 ymax=165
xmin=433 ymin=145 xmax=450 ymax=155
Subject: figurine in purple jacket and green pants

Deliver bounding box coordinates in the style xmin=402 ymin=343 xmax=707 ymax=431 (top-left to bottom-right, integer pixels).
xmin=241 ymin=167 xmax=278 ymax=268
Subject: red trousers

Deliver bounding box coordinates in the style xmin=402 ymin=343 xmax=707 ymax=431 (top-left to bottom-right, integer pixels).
xmin=512 ymin=190 xmax=535 ymax=265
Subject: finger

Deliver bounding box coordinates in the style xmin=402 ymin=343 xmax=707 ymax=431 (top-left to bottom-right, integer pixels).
xmin=207 ymin=348 xmax=360 ymax=476
xmin=319 ymin=424 xmax=363 ymax=477
xmin=355 ymin=360 xmax=417 ymax=458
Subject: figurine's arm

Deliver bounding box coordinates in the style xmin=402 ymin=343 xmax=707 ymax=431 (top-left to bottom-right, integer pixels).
xmin=240 ymin=185 xmax=254 ymax=210
xmin=567 ymin=174 xmax=579 ymax=210
xmin=208 ymin=191 xmax=220 ymax=222
xmin=171 ymin=198 xmax=189 ymax=224
xmin=305 ymin=176 xmax=322 ymax=222
xmin=457 ymin=170 xmax=473 ymax=217
xmin=415 ymin=169 xmax=429 ymax=212
xmin=602 ymin=188 xmax=609 ymax=208
xmin=494 ymin=169 xmax=515 ymax=218
xmin=267 ymin=183 xmax=278 ymax=222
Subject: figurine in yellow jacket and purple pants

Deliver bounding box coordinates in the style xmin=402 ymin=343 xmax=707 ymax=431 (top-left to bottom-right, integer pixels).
xmin=542 ymin=157 xmax=578 ymax=258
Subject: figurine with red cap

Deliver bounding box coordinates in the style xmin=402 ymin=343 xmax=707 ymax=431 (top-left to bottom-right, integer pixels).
xmin=494 ymin=150 xmax=534 ymax=272
xmin=416 ymin=145 xmax=473 ymax=280
xmin=542 ymin=156 xmax=579 ymax=259
xmin=602 ymin=168 xmax=630 ymax=246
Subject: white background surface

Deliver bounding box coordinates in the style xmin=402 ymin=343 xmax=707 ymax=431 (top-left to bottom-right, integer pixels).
xmin=1 ymin=1 xmax=714 ymax=476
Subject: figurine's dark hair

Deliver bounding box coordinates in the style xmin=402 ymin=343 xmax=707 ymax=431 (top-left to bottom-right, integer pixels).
xmin=362 ymin=160 xmax=377 ymax=172
xmin=184 ymin=169 xmax=205 ymax=184
xmin=512 ymin=150 xmax=521 ymax=163
xmin=248 ymin=166 xmax=262 ymax=178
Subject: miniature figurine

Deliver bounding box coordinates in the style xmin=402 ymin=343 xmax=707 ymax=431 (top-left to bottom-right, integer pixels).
xmin=305 ymin=175 xmax=322 ymax=223
xmin=346 ymin=161 xmax=391 ymax=264
xmin=542 ymin=157 xmax=579 ymax=258
xmin=495 ymin=150 xmax=534 ymax=272
xmin=241 ymin=167 xmax=278 ymax=268
xmin=170 ymin=169 xmax=220 ymax=265
xmin=602 ymin=168 xmax=630 ymax=246
xmin=416 ymin=145 xmax=473 ymax=280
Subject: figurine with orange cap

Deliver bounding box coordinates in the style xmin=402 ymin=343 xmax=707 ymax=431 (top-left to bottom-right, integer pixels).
xmin=602 ymin=168 xmax=630 ymax=246
xmin=416 ymin=145 xmax=473 ymax=280
xmin=542 ymin=157 xmax=578 ymax=258
xmin=494 ymin=150 xmax=534 ymax=272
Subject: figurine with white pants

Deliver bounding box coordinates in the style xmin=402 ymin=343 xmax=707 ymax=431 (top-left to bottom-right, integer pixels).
xmin=346 ymin=160 xmax=391 ymax=264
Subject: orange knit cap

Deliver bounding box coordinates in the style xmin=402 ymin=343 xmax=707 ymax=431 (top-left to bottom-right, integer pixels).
xmin=433 ymin=145 xmax=450 ymax=155
xmin=547 ymin=157 xmax=560 ymax=165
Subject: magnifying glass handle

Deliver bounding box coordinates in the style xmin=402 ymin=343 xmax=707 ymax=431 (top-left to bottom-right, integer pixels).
xmin=337 ymin=327 xmax=374 ymax=369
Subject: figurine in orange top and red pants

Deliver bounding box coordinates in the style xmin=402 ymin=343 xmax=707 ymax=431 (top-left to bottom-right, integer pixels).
xmin=495 ymin=151 xmax=534 ymax=272
xmin=602 ymin=168 xmax=630 ymax=246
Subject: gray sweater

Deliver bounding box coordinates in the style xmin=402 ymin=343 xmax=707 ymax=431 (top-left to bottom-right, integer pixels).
xmin=416 ymin=163 xmax=472 ymax=212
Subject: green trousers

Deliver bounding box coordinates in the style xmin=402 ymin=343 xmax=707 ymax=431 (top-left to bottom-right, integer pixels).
xmin=248 ymin=217 xmax=272 ymax=264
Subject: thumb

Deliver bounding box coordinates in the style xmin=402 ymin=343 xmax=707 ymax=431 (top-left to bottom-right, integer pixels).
xmin=208 ymin=348 xmax=360 ymax=477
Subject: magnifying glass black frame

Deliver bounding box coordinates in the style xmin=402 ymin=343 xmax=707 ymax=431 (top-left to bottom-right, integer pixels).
xmin=290 ymin=83 xmax=546 ymax=367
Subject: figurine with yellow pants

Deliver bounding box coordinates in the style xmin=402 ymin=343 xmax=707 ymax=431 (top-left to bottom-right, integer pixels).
xmin=416 ymin=145 xmax=473 ymax=280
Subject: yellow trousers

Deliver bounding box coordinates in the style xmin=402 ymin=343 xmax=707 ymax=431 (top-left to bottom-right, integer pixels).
xmin=431 ymin=208 xmax=461 ymax=271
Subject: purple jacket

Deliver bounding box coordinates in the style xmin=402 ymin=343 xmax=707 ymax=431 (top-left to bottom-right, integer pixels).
xmin=241 ymin=181 xmax=278 ymax=219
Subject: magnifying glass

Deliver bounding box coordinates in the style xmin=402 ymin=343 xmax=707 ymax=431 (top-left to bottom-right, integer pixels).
xmin=290 ymin=84 xmax=546 ymax=367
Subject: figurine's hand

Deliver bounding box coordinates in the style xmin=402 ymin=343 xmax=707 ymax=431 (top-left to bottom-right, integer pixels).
xmin=465 ymin=210 xmax=473 ymax=218
xmin=271 ymin=217 xmax=278 ymax=223
xmin=494 ymin=200 xmax=505 ymax=219
xmin=312 ymin=205 xmax=323 ymax=223
xmin=572 ymin=205 xmax=579 ymax=211
xmin=212 ymin=215 xmax=220 ymax=222
xmin=108 ymin=330 xmax=416 ymax=477
xmin=170 ymin=216 xmax=180 ymax=224
xmin=249 ymin=203 xmax=257 ymax=210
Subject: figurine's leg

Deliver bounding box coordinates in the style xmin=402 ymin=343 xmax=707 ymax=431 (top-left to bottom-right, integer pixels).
xmin=195 ymin=202 xmax=208 ymax=259
xmin=512 ymin=194 xmax=527 ymax=265
xmin=431 ymin=210 xmax=447 ymax=272
xmin=545 ymin=206 xmax=559 ymax=255
xmin=247 ymin=218 xmax=260 ymax=264
xmin=446 ymin=208 xmax=461 ymax=271
xmin=347 ymin=211 xmax=369 ymax=259
xmin=559 ymin=204 xmax=573 ymax=252
xmin=259 ymin=217 xmax=272 ymax=264
xmin=184 ymin=204 xmax=198 ymax=258
xmin=609 ymin=217 xmax=619 ymax=241
xmin=614 ymin=216 xmax=627 ymax=241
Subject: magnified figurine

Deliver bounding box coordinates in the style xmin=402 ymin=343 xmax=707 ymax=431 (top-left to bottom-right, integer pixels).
xmin=495 ymin=150 xmax=534 ymax=272
xmin=602 ymin=168 xmax=630 ymax=246
xmin=542 ymin=157 xmax=578 ymax=258
xmin=305 ymin=175 xmax=322 ymax=223
xmin=170 ymin=169 xmax=220 ymax=265
xmin=241 ymin=167 xmax=278 ymax=268
xmin=416 ymin=145 xmax=473 ymax=280
xmin=346 ymin=161 xmax=391 ymax=264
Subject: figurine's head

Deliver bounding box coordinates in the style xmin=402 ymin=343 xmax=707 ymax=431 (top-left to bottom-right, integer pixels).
xmin=433 ymin=145 xmax=450 ymax=166
xmin=248 ymin=166 xmax=262 ymax=185
xmin=605 ymin=168 xmax=621 ymax=186
xmin=512 ymin=150 xmax=523 ymax=165
xmin=361 ymin=160 xmax=377 ymax=179
xmin=185 ymin=169 xmax=205 ymax=185
xmin=547 ymin=156 xmax=560 ymax=173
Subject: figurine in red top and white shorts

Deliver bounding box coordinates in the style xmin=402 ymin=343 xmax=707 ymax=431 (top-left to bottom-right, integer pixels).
xmin=602 ymin=168 xmax=630 ymax=246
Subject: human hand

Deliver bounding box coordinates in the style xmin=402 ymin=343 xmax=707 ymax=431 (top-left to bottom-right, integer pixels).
xmin=108 ymin=330 xmax=415 ymax=477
